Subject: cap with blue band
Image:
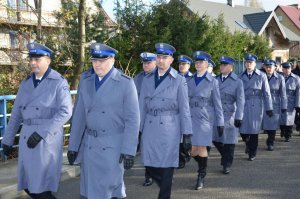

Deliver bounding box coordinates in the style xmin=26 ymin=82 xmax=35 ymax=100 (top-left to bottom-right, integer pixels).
xmin=178 ymin=55 xmax=192 ymax=64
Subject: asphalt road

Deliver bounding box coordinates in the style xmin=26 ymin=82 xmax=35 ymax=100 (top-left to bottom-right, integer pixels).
xmin=17 ymin=133 xmax=300 ymax=199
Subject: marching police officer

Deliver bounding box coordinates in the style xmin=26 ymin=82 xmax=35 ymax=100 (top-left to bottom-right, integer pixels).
xmin=291 ymin=58 xmax=300 ymax=131
xmin=2 ymin=42 xmax=72 ymax=199
xmin=139 ymin=43 xmax=192 ymax=199
xmin=178 ymin=54 xmax=193 ymax=78
xmin=177 ymin=54 xmax=193 ymax=169
xmin=280 ymin=62 xmax=300 ymax=142
xmin=134 ymin=52 xmax=157 ymax=97
xmin=134 ymin=52 xmax=157 ymax=187
xmin=208 ymin=59 xmax=216 ymax=76
xmin=239 ymin=54 xmax=273 ymax=161
xmin=212 ymin=56 xmax=245 ymax=174
xmin=262 ymin=59 xmax=287 ymax=150
xmin=67 ymin=43 xmax=140 ymax=199
xmin=187 ymin=51 xmax=224 ymax=189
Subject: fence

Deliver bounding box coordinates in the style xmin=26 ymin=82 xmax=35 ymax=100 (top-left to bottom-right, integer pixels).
xmin=0 ymin=90 xmax=77 ymax=160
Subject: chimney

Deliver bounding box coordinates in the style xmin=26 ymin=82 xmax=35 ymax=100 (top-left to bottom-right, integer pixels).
xmin=228 ymin=0 xmax=235 ymax=7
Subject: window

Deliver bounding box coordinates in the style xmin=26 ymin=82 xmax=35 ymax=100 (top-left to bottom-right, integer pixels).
xmin=9 ymin=31 xmax=18 ymax=49
xmin=7 ymin=0 xmax=28 ymax=11
xmin=277 ymin=16 xmax=283 ymax=21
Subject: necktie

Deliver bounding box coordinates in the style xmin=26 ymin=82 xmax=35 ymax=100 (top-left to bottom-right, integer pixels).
xmin=248 ymin=73 xmax=252 ymax=79
xmin=222 ymin=76 xmax=225 ymax=82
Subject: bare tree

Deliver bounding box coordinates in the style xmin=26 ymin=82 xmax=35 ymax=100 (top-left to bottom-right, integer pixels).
xmin=70 ymin=0 xmax=86 ymax=90
xmin=34 ymin=0 xmax=42 ymax=41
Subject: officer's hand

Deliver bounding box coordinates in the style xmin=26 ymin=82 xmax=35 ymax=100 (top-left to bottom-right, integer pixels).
xmin=27 ymin=132 xmax=42 ymax=148
xmin=217 ymin=126 xmax=224 ymax=137
xmin=281 ymin=109 xmax=287 ymax=114
xmin=182 ymin=134 xmax=192 ymax=154
xmin=234 ymin=119 xmax=242 ymax=128
xmin=295 ymin=107 xmax=300 ymax=112
xmin=2 ymin=144 xmax=13 ymax=157
xmin=266 ymin=110 xmax=273 ymax=117
xmin=119 ymin=154 xmax=134 ymax=170
xmin=67 ymin=151 xmax=78 ymax=165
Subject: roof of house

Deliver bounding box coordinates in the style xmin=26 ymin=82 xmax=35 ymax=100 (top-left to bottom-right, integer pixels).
xmin=187 ymin=0 xmax=264 ymax=32
xmin=281 ymin=24 xmax=300 ymax=42
xmin=276 ymin=5 xmax=300 ymax=30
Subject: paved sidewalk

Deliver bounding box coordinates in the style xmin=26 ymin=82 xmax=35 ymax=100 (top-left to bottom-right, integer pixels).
xmin=3 ymin=133 xmax=300 ymax=199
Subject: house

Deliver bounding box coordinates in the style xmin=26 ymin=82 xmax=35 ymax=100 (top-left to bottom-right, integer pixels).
xmin=0 ymin=0 xmax=116 ymax=72
xmin=184 ymin=0 xmax=300 ymax=63
xmin=275 ymin=4 xmax=300 ymax=58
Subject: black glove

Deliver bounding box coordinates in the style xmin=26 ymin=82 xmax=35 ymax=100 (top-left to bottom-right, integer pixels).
xmin=27 ymin=132 xmax=42 ymax=148
xmin=295 ymin=107 xmax=300 ymax=112
xmin=67 ymin=151 xmax=78 ymax=165
xmin=234 ymin=119 xmax=242 ymax=128
xmin=182 ymin=134 xmax=192 ymax=154
xmin=266 ymin=110 xmax=273 ymax=117
xmin=281 ymin=109 xmax=287 ymax=114
xmin=217 ymin=126 xmax=224 ymax=137
xmin=119 ymin=154 xmax=134 ymax=170
xmin=2 ymin=144 xmax=13 ymax=157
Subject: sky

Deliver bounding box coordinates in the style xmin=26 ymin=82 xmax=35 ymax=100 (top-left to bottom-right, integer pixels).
xmin=102 ymin=0 xmax=300 ymax=20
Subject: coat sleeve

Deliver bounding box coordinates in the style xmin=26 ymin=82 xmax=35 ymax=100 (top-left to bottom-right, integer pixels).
xmin=280 ymin=76 xmax=288 ymax=109
xmin=139 ymin=79 xmax=147 ymax=132
xmin=2 ymin=83 xmax=24 ymax=146
xmin=177 ymin=76 xmax=192 ymax=135
xmin=234 ymin=79 xmax=245 ymax=120
xmin=295 ymin=76 xmax=300 ymax=108
xmin=68 ymin=78 xmax=87 ymax=152
xmin=37 ymin=79 xmax=72 ymax=142
xmin=212 ymin=79 xmax=224 ymax=126
xmin=262 ymin=74 xmax=273 ymax=111
xmin=121 ymin=79 xmax=140 ymax=156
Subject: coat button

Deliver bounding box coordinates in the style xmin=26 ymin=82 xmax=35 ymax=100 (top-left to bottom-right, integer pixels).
xmin=24 ymin=136 xmax=26 ymax=139
xmin=102 ymin=111 xmax=105 ymax=114
xmin=149 ymin=121 xmax=152 ymax=123
xmin=162 ymin=99 xmax=165 ymax=101
xmin=102 ymin=130 xmax=106 ymax=132
xmin=23 ymin=107 xmax=26 ymax=110
xmin=103 ymin=148 xmax=106 ymax=150
xmin=89 ymin=147 xmax=91 ymax=150
xmin=36 ymin=107 xmax=39 ymax=110
xmin=160 ymin=122 xmax=163 ymax=124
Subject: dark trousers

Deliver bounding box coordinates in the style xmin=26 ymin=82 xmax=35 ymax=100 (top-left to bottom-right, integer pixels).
xmin=24 ymin=189 xmax=56 ymax=199
xmin=213 ymin=141 xmax=235 ymax=167
xmin=266 ymin=130 xmax=276 ymax=146
xmin=145 ymin=167 xmax=174 ymax=199
xmin=240 ymin=134 xmax=258 ymax=157
xmin=281 ymin=125 xmax=293 ymax=140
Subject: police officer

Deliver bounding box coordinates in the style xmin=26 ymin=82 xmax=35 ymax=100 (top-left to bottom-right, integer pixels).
xmin=262 ymin=59 xmax=287 ymax=150
xmin=208 ymin=59 xmax=216 ymax=76
xmin=239 ymin=54 xmax=273 ymax=161
xmin=280 ymin=62 xmax=300 ymax=142
xmin=134 ymin=52 xmax=157 ymax=97
xmin=212 ymin=56 xmax=245 ymax=174
xmin=139 ymin=43 xmax=192 ymax=199
xmin=177 ymin=54 xmax=193 ymax=169
xmin=178 ymin=54 xmax=193 ymax=78
xmin=187 ymin=51 xmax=224 ymax=189
xmin=1 ymin=42 xmax=72 ymax=199
xmin=291 ymin=58 xmax=300 ymax=131
xmin=67 ymin=43 xmax=140 ymax=199
xmin=134 ymin=52 xmax=157 ymax=187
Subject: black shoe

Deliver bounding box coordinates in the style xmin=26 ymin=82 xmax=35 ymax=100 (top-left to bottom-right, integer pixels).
xmin=267 ymin=145 xmax=274 ymax=151
xmin=177 ymin=160 xmax=185 ymax=169
xmin=285 ymin=138 xmax=290 ymax=142
xmin=248 ymin=156 xmax=256 ymax=161
xmin=143 ymin=177 xmax=153 ymax=186
xmin=195 ymin=175 xmax=204 ymax=190
xmin=222 ymin=166 xmax=230 ymax=174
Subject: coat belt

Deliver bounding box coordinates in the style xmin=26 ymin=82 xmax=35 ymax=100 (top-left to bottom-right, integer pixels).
xmin=147 ymin=109 xmax=178 ymax=116
xmin=23 ymin=118 xmax=50 ymax=126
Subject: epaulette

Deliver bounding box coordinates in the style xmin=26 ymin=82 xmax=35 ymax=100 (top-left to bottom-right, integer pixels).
xmin=121 ymin=73 xmax=131 ymax=80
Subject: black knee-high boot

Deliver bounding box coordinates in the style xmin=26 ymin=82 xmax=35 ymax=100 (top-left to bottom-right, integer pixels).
xmin=194 ymin=156 xmax=207 ymax=190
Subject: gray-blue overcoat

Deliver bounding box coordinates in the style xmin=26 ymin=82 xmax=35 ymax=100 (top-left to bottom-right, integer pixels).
xmin=187 ymin=72 xmax=224 ymax=146
xmin=133 ymin=71 xmax=144 ymax=97
xmin=262 ymin=72 xmax=287 ymax=130
xmin=68 ymin=67 xmax=140 ymax=199
xmin=213 ymin=73 xmax=245 ymax=144
xmin=2 ymin=69 xmax=72 ymax=193
xmin=239 ymin=69 xmax=273 ymax=134
xmin=139 ymin=67 xmax=192 ymax=168
xmin=280 ymin=73 xmax=300 ymax=125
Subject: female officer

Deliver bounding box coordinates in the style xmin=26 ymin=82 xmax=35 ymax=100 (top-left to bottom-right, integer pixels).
xmin=187 ymin=51 xmax=224 ymax=190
